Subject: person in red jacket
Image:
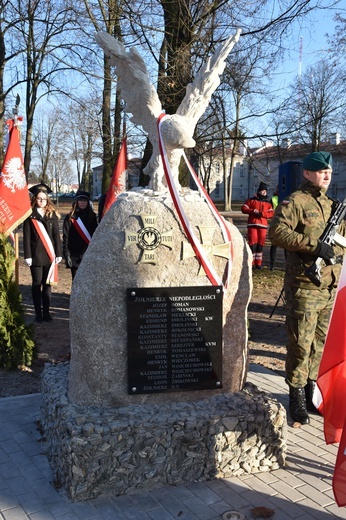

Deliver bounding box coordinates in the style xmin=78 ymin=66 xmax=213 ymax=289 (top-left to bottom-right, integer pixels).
xmin=241 ymin=182 xmax=274 ymax=269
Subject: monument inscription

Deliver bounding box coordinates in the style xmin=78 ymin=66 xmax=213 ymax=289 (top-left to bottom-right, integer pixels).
xmin=127 ymin=286 xmax=223 ymax=394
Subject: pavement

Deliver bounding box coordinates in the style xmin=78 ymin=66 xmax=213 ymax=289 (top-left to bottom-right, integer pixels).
xmin=1 ymin=364 xmax=345 ymax=520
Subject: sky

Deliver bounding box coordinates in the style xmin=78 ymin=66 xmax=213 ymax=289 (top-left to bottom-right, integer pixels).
xmin=9 ymin=1 xmax=345 ymax=181
xmin=273 ymin=4 xmax=341 ymax=90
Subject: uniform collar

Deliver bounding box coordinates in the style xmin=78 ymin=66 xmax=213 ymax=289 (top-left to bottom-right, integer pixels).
xmin=300 ymin=177 xmax=327 ymax=196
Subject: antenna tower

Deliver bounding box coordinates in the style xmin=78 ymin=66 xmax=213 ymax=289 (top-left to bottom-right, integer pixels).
xmin=297 ymin=36 xmax=303 ymax=126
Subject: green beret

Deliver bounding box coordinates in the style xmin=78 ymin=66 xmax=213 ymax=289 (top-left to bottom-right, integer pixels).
xmin=303 ymin=151 xmax=332 ymax=171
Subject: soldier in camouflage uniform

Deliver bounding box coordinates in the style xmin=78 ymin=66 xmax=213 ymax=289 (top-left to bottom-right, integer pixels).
xmin=269 ymin=151 xmax=346 ymax=425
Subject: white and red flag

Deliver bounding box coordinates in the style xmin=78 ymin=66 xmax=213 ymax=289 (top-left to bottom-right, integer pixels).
xmin=0 ymin=118 xmax=31 ymax=235
xmin=102 ymin=136 xmax=128 ymax=218
xmin=313 ymin=257 xmax=346 ymax=506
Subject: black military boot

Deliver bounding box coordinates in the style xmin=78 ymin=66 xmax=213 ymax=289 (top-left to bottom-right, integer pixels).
xmin=304 ymin=380 xmax=321 ymax=414
xmin=289 ymin=386 xmax=310 ymax=424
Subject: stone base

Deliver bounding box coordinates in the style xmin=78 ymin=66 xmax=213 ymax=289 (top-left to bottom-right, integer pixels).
xmin=41 ymin=363 xmax=287 ymax=501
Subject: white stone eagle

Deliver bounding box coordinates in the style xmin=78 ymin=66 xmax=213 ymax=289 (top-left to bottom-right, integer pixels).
xmin=95 ymin=30 xmax=241 ymax=192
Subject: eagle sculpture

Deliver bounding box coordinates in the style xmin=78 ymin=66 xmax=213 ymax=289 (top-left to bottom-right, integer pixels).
xmin=95 ymin=30 xmax=241 ymax=192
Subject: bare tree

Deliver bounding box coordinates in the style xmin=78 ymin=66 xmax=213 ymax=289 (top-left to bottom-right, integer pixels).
xmin=2 ymin=0 xmax=339 ymax=204
xmin=1 ymin=0 xmax=90 ymax=176
xmin=62 ymin=98 xmax=102 ymax=190
xmin=48 ymin=151 xmax=74 ymax=197
xmin=80 ymin=0 xmax=125 ymax=193
xmin=0 ymin=0 xmax=25 ymax=164
xmin=283 ymin=58 xmax=345 ymax=150
xmin=33 ymin=108 xmax=62 ymax=183
xmin=121 ymin=0 xmax=330 ymax=188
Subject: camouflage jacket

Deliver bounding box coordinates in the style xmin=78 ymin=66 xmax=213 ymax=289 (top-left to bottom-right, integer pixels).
xmin=268 ymin=178 xmax=346 ymax=289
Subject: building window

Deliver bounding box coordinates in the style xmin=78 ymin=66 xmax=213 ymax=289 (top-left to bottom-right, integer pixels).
xmin=333 ymin=161 xmax=340 ymax=175
xmin=332 ymin=183 xmax=338 ymax=198
xmin=239 ymin=185 xmax=244 ymax=198
xmin=215 ymin=181 xmax=220 ymax=197
xmin=215 ymin=162 xmax=220 ymax=176
xmin=239 ymin=164 xmax=244 ymax=177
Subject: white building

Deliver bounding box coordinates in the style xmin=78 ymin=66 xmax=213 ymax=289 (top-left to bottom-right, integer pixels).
xmin=92 ymin=134 xmax=346 ymax=202
xmin=199 ymin=135 xmax=346 ymax=202
xmin=92 ymin=159 xmax=141 ymax=199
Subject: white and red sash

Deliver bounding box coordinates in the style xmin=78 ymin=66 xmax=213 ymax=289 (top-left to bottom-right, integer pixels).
xmin=71 ymin=217 xmax=92 ymax=244
xmin=157 ymin=113 xmax=233 ymax=290
xmin=31 ymin=219 xmax=58 ymax=285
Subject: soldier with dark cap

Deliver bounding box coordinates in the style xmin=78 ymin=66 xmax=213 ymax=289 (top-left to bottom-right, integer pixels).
xmin=241 ymin=181 xmax=274 ymax=268
xmin=269 ymin=151 xmax=346 ymax=425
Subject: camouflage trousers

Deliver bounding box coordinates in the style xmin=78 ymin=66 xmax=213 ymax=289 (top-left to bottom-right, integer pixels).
xmin=284 ymin=283 xmax=335 ymax=387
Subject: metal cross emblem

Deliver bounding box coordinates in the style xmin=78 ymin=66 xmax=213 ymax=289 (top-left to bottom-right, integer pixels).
xmin=124 ymin=214 xmax=173 ymax=264
xmin=182 ymin=226 xmax=231 ymax=276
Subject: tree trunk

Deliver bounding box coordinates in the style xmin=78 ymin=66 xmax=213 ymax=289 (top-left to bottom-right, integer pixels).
xmin=101 ymin=56 xmax=113 ymax=194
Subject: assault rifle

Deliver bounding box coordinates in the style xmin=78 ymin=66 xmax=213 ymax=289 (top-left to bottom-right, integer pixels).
xmin=305 ymin=197 xmax=346 ymax=287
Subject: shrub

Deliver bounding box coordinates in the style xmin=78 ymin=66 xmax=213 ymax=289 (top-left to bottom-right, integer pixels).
xmin=0 ymin=234 xmax=36 ymax=370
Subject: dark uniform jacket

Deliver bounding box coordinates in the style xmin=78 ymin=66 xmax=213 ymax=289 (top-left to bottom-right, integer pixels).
xmin=269 ymin=178 xmax=346 ymax=289
xmin=63 ymin=209 xmax=98 ymax=266
xmin=23 ymin=208 xmax=62 ymax=266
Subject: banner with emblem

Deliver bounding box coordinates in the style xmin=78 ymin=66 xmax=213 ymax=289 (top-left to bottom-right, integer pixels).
xmin=0 ymin=118 xmax=31 ymax=236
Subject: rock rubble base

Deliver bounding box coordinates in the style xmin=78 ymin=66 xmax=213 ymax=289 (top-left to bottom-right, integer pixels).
xmin=41 ymin=363 xmax=287 ymax=501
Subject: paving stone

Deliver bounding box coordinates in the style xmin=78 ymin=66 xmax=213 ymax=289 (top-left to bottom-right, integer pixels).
xmin=0 ymin=365 xmax=343 ymax=519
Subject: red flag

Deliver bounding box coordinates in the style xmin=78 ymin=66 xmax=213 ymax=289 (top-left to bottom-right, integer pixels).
xmin=313 ymin=258 xmax=346 ymax=506
xmin=0 ymin=119 xmax=31 ymax=235
xmin=314 ymin=259 xmax=346 ymax=444
xmin=333 ymin=418 xmax=346 ymax=506
xmin=102 ymin=137 xmax=127 ymax=217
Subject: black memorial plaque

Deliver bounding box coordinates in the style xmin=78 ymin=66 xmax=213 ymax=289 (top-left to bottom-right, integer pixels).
xmin=127 ymin=286 xmax=223 ymax=394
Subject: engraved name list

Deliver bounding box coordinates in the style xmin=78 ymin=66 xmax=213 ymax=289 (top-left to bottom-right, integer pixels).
xmin=127 ymin=286 xmax=223 ymax=394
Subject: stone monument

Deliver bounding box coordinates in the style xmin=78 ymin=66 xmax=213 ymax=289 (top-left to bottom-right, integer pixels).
xmin=40 ymin=32 xmax=287 ymax=500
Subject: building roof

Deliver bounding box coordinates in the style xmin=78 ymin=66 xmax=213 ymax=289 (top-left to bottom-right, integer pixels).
xmin=250 ymin=138 xmax=346 ymax=163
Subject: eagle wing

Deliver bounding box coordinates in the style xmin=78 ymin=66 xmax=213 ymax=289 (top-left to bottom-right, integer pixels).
xmin=94 ymin=32 xmax=162 ymax=138
xmin=95 ymin=30 xmax=241 ymax=190
xmin=176 ymin=29 xmax=242 ymax=126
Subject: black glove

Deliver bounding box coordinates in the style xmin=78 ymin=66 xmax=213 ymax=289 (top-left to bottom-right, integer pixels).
xmin=314 ymin=240 xmax=334 ymax=261
xmin=65 ymin=253 xmax=72 ymax=269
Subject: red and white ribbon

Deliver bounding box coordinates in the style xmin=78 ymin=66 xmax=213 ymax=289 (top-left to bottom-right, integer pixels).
xmin=31 ymin=219 xmax=58 ymax=285
xmin=71 ymin=217 xmax=92 ymax=244
xmin=157 ymin=113 xmax=233 ymax=290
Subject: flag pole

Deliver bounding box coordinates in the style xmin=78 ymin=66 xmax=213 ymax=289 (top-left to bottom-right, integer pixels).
xmin=12 ymin=96 xmax=21 ymax=285
xmin=122 ymin=114 xmax=127 ymax=139
xmin=14 ymin=232 xmax=19 ymax=284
